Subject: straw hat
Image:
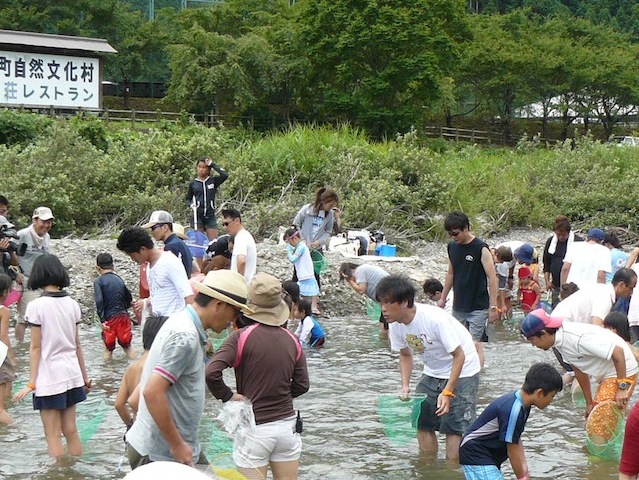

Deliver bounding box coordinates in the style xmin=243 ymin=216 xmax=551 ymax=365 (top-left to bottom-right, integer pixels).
xmin=193 ymin=270 xmax=253 ymax=313
xmin=173 ymin=223 xmax=187 ymax=240
xmin=244 ymin=273 xmax=290 ymax=326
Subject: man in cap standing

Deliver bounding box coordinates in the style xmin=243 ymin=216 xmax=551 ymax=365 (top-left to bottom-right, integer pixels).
xmin=560 ymin=228 xmax=611 ymax=290
xmin=126 ymin=270 xmax=252 ymax=469
xmin=206 ymin=272 xmax=309 ymax=480
xmin=15 ymin=207 xmax=54 ymax=342
xmin=143 ymin=210 xmax=193 ymax=279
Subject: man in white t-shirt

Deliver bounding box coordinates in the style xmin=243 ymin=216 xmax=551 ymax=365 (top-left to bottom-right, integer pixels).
xmin=561 ymin=228 xmax=611 ymax=289
xmin=221 ymin=208 xmax=257 ymax=282
xmin=377 ymin=275 xmax=480 ymax=460
xmin=117 ymin=227 xmax=194 ymax=319
xmin=522 ymin=309 xmax=638 ymax=417
xmin=552 ymin=268 xmax=636 ymax=326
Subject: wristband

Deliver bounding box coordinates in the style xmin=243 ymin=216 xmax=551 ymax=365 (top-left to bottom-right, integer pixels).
xmin=27 ymin=383 xmax=36 ymax=390
xmin=442 ymin=389 xmax=456 ymax=398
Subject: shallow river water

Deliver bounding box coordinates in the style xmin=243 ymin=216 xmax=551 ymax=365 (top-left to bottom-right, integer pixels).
xmin=0 ymin=312 xmax=630 ymax=479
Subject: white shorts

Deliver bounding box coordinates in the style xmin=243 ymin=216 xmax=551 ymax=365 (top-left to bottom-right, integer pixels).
xmin=233 ymin=416 xmax=301 ymax=468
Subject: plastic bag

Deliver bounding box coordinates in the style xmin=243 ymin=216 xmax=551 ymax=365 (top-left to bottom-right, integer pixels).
xmin=217 ymin=399 xmax=256 ymax=436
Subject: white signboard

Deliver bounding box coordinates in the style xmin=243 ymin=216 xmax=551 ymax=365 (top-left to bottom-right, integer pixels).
xmin=0 ymin=51 xmax=100 ymax=109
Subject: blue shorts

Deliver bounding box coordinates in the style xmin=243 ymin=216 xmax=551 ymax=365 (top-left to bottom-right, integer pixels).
xmin=462 ymin=464 xmax=504 ymax=480
xmin=414 ymin=373 xmax=479 ymax=435
xmin=196 ymin=214 xmax=218 ymax=230
xmin=298 ymin=277 xmax=320 ymax=297
xmin=33 ymin=386 xmax=86 ymax=410
xmin=453 ymin=309 xmax=488 ymax=341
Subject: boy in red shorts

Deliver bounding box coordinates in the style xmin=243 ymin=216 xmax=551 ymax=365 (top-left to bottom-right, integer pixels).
xmin=94 ymin=253 xmax=135 ymax=360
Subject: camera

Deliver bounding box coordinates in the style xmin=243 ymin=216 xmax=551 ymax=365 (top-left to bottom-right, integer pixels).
xmin=0 ymin=225 xmax=27 ymax=256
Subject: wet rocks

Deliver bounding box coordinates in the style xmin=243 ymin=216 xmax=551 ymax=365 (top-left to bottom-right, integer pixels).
xmin=51 ymin=228 xmax=551 ymax=322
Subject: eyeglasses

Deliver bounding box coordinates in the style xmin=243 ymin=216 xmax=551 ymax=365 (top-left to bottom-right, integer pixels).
xmin=222 ymin=220 xmax=233 ymax=227
xmin=151 ymin=224 xmax=165 ymax=231
xmin=448 ymin=230 xmax=461 ymax=237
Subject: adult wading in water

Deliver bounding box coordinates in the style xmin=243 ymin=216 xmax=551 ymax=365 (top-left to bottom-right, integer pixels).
xmin=292 ymin=188 xmax=339 ymax=315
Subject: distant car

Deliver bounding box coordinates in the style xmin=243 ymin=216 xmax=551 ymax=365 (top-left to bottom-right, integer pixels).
xmin=613 ymin=136 xmax=639 ymax=147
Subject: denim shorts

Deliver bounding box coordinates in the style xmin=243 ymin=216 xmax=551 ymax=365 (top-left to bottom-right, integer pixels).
xmin=453 ymin=309 xmax=488 ymax=341
xmin=414 ymin=373 xmax=479 ymax=436
xmin=196 ymin=214 xmax=218 ymax=230
xmin=461 ymin=464 xmax=504 ymax=480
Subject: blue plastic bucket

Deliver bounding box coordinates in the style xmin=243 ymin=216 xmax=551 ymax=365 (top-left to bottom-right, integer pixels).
xmin=186 ymin=230 xmax=208 ymax=258
xmin=378 ymin=245 xmax=397 ymax=257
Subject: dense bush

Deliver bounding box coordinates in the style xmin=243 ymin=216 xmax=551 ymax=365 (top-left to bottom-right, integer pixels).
xmin=1 ymin=111 xmax=639 ymax=249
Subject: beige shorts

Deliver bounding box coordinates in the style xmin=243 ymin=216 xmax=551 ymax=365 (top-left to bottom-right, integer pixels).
xmin=17 ymin=287 xmax=42 ymax=324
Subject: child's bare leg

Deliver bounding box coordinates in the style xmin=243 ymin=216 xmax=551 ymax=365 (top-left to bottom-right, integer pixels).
xmin=40 ymin=409 xmax=65 ymax=457
xmin=61 ymin=405 xmax=82 ymax=456
xmin=103 ymin=348 xmax=112 ymax=361
xmin=0 ymin=383 xmax=13 ymax=425
xmin=311 ymin=296 xmax=320 ymax=314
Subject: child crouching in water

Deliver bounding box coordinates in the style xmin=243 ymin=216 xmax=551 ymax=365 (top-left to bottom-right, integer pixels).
xmin=13 ymin=254 xmax=91 ymax=458
xmin=460 ymin=363 xmax=562 ymax=480
xmin=293 ymin=298 xmax=326 ymax=347
xmin=284 ymin=226 xmax=320 ymax=315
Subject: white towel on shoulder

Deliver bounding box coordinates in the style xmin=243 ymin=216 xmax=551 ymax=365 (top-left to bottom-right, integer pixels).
xmin=548 ymin=230 xmax=574 ymax=255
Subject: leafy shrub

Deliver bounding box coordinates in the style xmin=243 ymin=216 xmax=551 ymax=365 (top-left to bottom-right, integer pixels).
xmin=0 ymin=109 xmax=53 ymax=147
xmin=2 ymin=117 xmax=639 ymax=248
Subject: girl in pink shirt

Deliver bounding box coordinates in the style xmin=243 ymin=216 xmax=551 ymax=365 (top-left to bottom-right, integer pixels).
xmin=14 ymin=254 xmax=91 ymax=458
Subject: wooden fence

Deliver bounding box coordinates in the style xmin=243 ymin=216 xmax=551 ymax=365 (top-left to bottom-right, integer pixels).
xmin=423 ymin=126 xmax=506 ymax=145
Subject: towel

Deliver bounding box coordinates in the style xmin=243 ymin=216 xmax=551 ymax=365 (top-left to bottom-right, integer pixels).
xmin=548 ymin=230 xmax=574 ymax=255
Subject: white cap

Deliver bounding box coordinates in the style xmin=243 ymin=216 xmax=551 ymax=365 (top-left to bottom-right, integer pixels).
xmin=142 ymin=210 xmax=173 ymax=228
xmin=32 ymin=206 xmax=54 ymax=221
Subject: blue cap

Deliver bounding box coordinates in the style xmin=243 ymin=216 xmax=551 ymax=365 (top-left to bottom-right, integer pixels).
xmin=587 ymin=228 xmax=605 ymax=242
xmin=514 ymin=243 xmax=534 ymax=264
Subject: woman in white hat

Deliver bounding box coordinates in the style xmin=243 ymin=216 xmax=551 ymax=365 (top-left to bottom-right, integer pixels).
xmin=206 ymin=273 xmax=309 ymax=480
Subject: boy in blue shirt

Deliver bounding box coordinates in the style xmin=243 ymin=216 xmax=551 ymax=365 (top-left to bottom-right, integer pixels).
xmin=94 ymin=253 xmax=135 ymax=360
xmin=459 ymin=363 xmax=563 ymax=480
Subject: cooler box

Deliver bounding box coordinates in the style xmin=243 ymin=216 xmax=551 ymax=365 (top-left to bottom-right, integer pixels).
xmin=376 ymin=244 xmax=397 ymax=257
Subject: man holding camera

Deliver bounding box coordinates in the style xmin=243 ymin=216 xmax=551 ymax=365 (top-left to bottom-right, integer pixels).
xmin=0 ymin=215 xmax=21 ymax=282
xmin=15 ymin=207 xmax=54 ymax=342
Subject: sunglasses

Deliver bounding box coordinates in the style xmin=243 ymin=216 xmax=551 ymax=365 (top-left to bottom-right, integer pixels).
xmin=448 ymin=230 xmax=461 ymax=237
xmin=151 ymin=224 xmax=165 ymax=231
xmin=222 ymin=220 xmax=234 ymax=227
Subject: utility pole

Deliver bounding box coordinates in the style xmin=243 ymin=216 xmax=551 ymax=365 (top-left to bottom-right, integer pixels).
xmin=148 ymin=0 xmax=154 ymax=21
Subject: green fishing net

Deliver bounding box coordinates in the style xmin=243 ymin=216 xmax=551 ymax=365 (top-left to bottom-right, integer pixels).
xmin=377 ymin=394 xmax=425 ymax=445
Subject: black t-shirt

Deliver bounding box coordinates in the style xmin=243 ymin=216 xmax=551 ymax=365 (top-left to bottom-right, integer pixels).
xmin=542 ymin=234 xmax=584 ymax=287
xmin=448 ymin=237 xmax=490 ymax=312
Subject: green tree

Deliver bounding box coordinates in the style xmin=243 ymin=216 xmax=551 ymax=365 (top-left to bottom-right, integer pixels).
xmin=296 ymin=0 xmax=470 ymax=137
xmin=460 ymin=11 xmax=539 ymax=140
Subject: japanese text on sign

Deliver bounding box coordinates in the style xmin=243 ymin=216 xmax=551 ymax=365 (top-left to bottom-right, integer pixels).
xmin=0 ymin=51 xmax=100 ymax=109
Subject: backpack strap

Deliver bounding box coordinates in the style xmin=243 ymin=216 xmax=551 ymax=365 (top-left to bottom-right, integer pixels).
xmin=232 ymin=323 xmax=302 ymax=368
xmin=233 ymin=323 xmax=260 ymax=368
xmin=280 ymin=326 xmax=303 ymax=362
